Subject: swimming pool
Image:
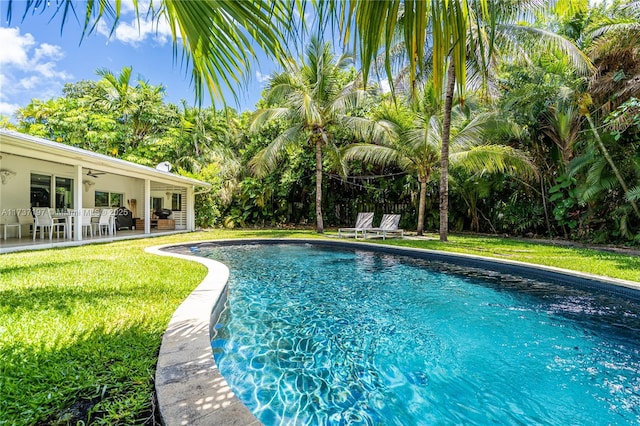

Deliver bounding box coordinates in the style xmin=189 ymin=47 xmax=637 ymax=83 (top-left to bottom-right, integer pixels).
xmin=198 ymin=243 xmax=640 ymax=425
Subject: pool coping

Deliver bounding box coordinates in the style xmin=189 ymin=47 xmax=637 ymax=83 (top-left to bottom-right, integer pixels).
xmin=147 ymin=238 xmax=640 ymax=426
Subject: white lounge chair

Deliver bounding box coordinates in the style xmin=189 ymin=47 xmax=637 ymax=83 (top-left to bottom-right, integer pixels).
xmin=364 ymin=214 xmax=404 ymax=240
xmin=338 ymin=212 xmax=374 ymax=239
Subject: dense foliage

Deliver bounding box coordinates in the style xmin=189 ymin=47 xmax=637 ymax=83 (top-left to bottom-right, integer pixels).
xmin=3 ymin=0 xmax=639 ymax=245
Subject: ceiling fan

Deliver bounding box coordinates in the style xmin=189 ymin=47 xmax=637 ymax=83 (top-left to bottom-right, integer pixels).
xmin=86 ymin=170 xmax=106 ymax=178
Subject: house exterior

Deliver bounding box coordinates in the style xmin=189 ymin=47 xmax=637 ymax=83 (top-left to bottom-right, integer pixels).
xmin=0 ymin=129 xmax=211 ymax=245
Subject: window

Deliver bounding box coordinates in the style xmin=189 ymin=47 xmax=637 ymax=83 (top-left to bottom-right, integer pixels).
xmin=31 ymin=173 xmax=74 ymax=209
xmin=30 ymin=173 xmax=51 ymax=207
xmin=95 ymin=191 xmax=109 ymax=207
xmin=95 ymin=191 xmax=124 ymax=207
xmin=171 ymin=193 xmax=182 ymax=211
xmin=152 ymin=197 xmax=163 ymax=211
xmin=55 ymin=177 xmax=74 ymax=209
xmin=110 ymin=193 xmax=123 ymax=207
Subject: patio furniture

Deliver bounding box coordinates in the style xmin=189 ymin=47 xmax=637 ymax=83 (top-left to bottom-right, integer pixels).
xmin=80 ymin=209 xmax=95 ymax=237
xmin=157 ymin=219 xmax=175 ymax=230
xmin=51 ymin=210 xmax=74 ymax=239
xmin=32 ymin=207 xmax=66 ymax=240
xmin=17 ymin=212 xmax=34 ymax=238
xmin=95 ymin=209 xmax=115 ymax=236
xmin=364 ymin=214 xmax=404 ymax=240
xmin=1 ymin=214 xmax=21 ymax=240
xmin=338 ymin=212 xmax=374 ymax=239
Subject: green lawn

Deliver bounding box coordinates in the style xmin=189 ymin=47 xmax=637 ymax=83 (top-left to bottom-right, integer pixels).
xmin=1 ymin=230 xmax=638 ymax=425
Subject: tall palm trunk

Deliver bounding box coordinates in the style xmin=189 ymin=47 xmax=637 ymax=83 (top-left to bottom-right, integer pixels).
xmin=417 ymin=178 xmax=427 ymax=236
xmin=439 ymin=62 xmax=456 ymax=242
xmin=585 ymin=114 xmax=640 ymax=218
xmin=315 ymin=137 xmax=324 ymax=233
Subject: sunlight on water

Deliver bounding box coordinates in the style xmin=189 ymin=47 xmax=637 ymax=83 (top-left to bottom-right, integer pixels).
xmin=198 ymin=244 xmax=640 ymax=425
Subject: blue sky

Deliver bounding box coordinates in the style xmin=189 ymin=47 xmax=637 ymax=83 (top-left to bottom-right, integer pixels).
xmin=0 ymin=2 xmax=280 ymax=117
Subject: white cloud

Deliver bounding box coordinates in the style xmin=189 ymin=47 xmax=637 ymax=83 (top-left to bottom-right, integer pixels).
xmin=97 ymin=14 xmax=174 ymax=46
xmin=0 ymin=27 xmax=35 ymax=66
xmin=0 ymin=101 xmax=21 ymax=116
xmin=256 ymin=71 xmax=271 ymax=84
xmin=0 ymin=27 xmax=71 ymax=117
xmin=17 ymin=75 xmax=42 ymax=91
xmin=33 ymin=43 xmax=65 ymax=62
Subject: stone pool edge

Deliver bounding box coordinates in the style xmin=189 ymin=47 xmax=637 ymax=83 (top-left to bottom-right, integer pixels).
xmin=148 ymin=238 xmax=640 ymax=426
xmin=145 ymin=244 xmax=260 ymax=426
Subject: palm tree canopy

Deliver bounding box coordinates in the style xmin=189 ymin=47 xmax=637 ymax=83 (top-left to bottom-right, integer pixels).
xmin=249 ymin=37 xmax=377 ymax=176
xmin=338 ymin=0 xmax=593 ymax=101
xmin=342 ymin=0 xmax=483 ymax=100
xmin=344 ymin=102 xmax=537 ymax=182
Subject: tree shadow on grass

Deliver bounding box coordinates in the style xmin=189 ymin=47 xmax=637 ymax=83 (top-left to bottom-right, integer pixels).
xmin=0 ymin=255 xmax=198 ymax=315
xmin=0 ymin=280 xmax=151 ymax=314
xmin=0 ymin=322 xmax=163 ymax=425
xmin=0 ymin=260 xmax=89 ymax=276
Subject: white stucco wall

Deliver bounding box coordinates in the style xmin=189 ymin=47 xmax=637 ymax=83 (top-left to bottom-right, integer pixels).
xmin=0 ymin=131 xmax=208 ymax=236
xmin=0 ymin=153 xmax=144 ymax=216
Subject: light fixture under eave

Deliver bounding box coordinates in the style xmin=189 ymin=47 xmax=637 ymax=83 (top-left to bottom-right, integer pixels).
xmin=0 ymin=169 xmax=16 ymax=184
xmin=83 ymin=180 xmax=96 ymax=192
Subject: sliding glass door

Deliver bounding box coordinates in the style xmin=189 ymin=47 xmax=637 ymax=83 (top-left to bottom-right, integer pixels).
xmin=30 ymin=173 xmax=74 ymax=209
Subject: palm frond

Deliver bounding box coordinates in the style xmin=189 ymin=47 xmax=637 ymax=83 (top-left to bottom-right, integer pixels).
xmin=330 ymin=88 xmax=370 ymax=115
xmin=450 ymin=112 xmax=494 ymax=151
xmin=249 ymin=107 xmax=291 ymax=133
xmin=248 ymin=124 xmax=302 ymax=177
xmin=264 ymin=73 xmax=301 ymax=105
xmin=451 ymin=144 xmax=538 ymax=180
xmin=341 ymin=116 xmax=394 ymax=145
xmin=162 ymin=0 xmax=294 ymax=104
xmin=402 ymin=115 xmax=441 ymax=154
xmin=627 ymin=186 xmax=640 ymax=202
xmin=8 ymin=1 xmax=298 ymax=105
xmin=498 ymin=24 xmax=593 ymax=75
xmin=343 ymin=143 xmax=412 ymax=171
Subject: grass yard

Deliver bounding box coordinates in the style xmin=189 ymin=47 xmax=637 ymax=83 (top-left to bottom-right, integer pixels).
xmin=1 ymin=229 xmax=638 ymax=425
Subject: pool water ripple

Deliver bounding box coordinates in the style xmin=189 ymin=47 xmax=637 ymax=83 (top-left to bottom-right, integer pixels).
xmin=201 ymin=244 xmax=640 ymax=425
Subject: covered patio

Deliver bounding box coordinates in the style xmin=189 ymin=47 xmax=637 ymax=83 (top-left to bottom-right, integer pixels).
xmin=0 ymin=130 xmax=211 ymax=253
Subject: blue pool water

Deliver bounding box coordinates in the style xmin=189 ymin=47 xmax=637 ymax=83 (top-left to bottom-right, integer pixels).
xmin=200 ymin=244 xmax=640 ymax=425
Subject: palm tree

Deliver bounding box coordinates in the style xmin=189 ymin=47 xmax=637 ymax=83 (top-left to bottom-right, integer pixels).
xmin=345 ymin=100 xmax=537 ymax=235
xmin=342 ymin=0 xmax=590 ymax=241
xmin=92 ymin=67 xmax=169 ymax=150
xmin=344 ymin=100 xmax=437 ymax=235
xmin=171 ymin=103 xmax=217 ymax=173
xmin=579 ymin=1 xmax=640 ymax=219
xmin=581 ymin=0 xmax=640 ymax=114
xmin=341 ymin=0 xmax=489 ymax=241
xmin=249 ymin=37 xmax=378 ymax=233
xmin=540 ymin=98 xmax=582 ymax=170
